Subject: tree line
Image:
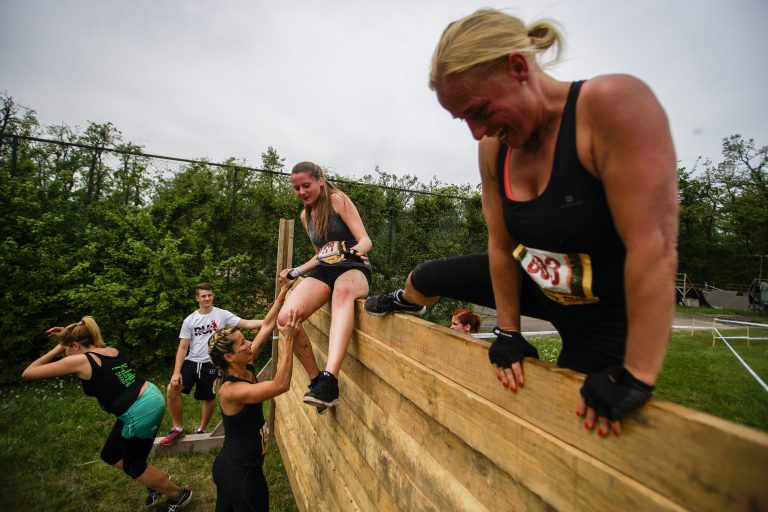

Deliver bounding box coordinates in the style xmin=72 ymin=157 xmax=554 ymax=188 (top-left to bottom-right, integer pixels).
xmin=677 ymin=135 xmax=768 ymax=289
xmin=0 ymin=94 xmax=485 ymax=381
xmin=1 ymin=93 xmax=765 ymax=381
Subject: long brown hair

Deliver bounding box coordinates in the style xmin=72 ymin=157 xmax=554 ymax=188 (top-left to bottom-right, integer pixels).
xmin=291 ymin=161 xmax=349 ymax=241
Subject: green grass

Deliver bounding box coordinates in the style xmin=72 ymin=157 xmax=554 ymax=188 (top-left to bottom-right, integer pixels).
xmin=675 ymin=304 xmax=768 ymax=322
xmin=655 ymin=330 xmax=768 ymax=430
xmin=2 ymin=327 xmax=766 ymax=511
xmin=0 ymin=373 xmax=297 ymax=512
xmin=528 ymin=329 xmax=768 ymax=432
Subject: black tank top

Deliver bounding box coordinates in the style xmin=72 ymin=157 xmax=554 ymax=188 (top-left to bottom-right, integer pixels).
xmin=496 ymin=81 xmax=626 ymax=306
xmin=308 ymin=208 xmax=370 ymax=269
xmin=81 ymin=351 xmax=145 ymax=416
xmin=220 ymin=367 xmax=266 ymax=467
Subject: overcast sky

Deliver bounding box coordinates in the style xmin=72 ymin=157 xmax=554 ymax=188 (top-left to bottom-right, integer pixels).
xmin=2 ymin=0 xmax=766 ymax=186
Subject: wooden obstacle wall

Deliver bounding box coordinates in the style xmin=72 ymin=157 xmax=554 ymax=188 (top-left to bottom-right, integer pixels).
xmin=150 ymin=221 xmax=767 ymax=508
xmin=272 ymin=300 xmax=768 ymax=512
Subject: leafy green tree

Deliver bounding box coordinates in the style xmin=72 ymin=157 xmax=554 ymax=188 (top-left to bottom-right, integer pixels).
xmin=79 ymin=122 xmax=121 ymax=204
xmin=677 ymin=135 xmax=767 ymax=287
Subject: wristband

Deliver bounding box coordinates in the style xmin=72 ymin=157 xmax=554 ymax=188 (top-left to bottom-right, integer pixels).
xmin=488 ymin=327 xmax=539 ymax=368
xmin=288 ymin=267 xmax=303 ymax=280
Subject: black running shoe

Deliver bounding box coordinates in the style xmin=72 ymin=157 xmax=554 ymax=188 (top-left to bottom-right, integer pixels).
xmin=303 ymin=371 xmax=339 ymax=408
xmin=145 ymin=488 xmax=162 ymax=507
xmin=165 ymin=488 xmax=192 ymax=511
xmin=308 ymin=375 xmax=328 ymax=414
xmin=364 ymin=289 xmax=427 ymax=316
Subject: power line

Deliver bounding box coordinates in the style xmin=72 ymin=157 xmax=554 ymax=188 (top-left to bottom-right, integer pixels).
xmin=1 ymin=134 xmax=478 ymax=202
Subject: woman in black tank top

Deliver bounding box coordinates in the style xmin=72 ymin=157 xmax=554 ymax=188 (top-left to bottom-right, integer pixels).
xmin=207 ymin=300 xmax=301 ymax=512
xmin=426 ymin=9 xmax=678 ymax=437
xmin=21 ymin=316 xmax=192 ymax=509
xmin=276 ymin=161 xmax=373 ymax=413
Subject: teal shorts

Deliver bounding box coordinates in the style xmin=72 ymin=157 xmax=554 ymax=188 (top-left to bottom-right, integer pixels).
xmin=118 ymin=382 xmax=165 ymax=439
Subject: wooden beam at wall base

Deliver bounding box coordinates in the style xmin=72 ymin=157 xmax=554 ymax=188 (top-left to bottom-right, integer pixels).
xmin=149 ymin=432 xmax=224 ymax=458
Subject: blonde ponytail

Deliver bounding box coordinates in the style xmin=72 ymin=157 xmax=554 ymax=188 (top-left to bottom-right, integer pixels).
xmin=430 ymin=8 xmax=564 ymax=90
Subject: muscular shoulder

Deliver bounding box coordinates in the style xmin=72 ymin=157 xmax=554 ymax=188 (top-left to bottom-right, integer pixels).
xmin=580 ymin=74 xmax=666 ymax=131
xmin=578 ymin=75 xmax=670 ymax=175
xmin=478 ymin=137 xmax=501 ymax=182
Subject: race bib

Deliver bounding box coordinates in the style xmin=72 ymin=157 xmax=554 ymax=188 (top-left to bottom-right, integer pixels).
xmin=317 ymin=241 xmax=347 ymax=264
xmin=260 ymin=424 xmax=270 ymax=455
xmin=513 ymin=244 xmax=599 ymax=305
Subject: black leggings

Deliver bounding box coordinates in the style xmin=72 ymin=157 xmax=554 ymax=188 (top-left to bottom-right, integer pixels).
xmin=410 ymin=253 xmax=495 ymax=307
xmin=408 ymin=253 xmax=628 ymax=373
xmin=100 ymin=419 xmax=154 ymax=479
xmin=212 ymin=453 xmax=269 ymax=512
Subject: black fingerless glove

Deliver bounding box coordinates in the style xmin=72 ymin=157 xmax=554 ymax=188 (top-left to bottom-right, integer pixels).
xmin=488 ymin=327 xmax=540 ymax=368
xmin=580 ymin=365 xmax=654 ymax=421
xmin=342 ymin=247 xmax=364 ymax=263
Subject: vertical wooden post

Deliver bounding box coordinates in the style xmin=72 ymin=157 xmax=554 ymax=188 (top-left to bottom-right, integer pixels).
xmin=270 ymin=218 xmax=294 ymax=436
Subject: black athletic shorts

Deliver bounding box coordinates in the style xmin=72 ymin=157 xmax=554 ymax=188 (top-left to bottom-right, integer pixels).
xmin=100 ymin=418 xmax=154 ymax=477
xmin=180 ymin=359 xmax=217 ymax=400
xmin=409 ymin=252 xmax=628 ymax=374
xmin=308 ymin=263 xmax=372 ymax=290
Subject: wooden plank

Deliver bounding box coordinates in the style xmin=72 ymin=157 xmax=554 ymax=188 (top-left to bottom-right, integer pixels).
xmin=274 ymin=342 xmax=359 ymax=512
xmin=316 ymin=323 xmax=556 ymax=511
xmin=303 ymin=320 xmax=510 ymax=511
xmin=150 ymin=432 xmax=224 ymax=457
xmin=273 ymin=344 xmax=328 ymax=512
xmin=275 ymin=412 xmax=319 ymax=512
xmin=271 ymin=218 xmax=295 ymax=436
xmin=305 ymin=307 xmax=683 ymax=512
xmin=284 ymin=367 xmax=397 ymax=512
xmin=354 ymin=304 xmax=768 ymax=512
xmin=288 ymin=330 xmax=442 ymax=512
xmin=275 ymin=390 xmax=344 ymax=511
xmin=274 ymin=358 xmax=343 ymax=511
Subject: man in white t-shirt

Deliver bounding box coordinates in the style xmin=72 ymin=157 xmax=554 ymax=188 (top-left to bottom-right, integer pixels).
xmin=159 ymin=283 xmax=265 ymax=445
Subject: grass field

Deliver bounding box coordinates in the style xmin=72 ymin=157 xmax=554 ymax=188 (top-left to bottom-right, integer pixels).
xmin=0 ymin=371 xmax=297 ymax=512
xmin=1 ymin=323 xmax=766 ymax=511
xmin=529 ymin=328 xmax=768 ymax=432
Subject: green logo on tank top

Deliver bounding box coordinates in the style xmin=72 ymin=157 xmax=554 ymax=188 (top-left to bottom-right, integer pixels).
xmin=112 ymin=363 xmax=136 ymax=388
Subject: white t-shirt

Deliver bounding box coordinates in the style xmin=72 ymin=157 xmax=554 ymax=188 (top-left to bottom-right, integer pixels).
xmin=179 ymin=307 xmax=242 ymax=363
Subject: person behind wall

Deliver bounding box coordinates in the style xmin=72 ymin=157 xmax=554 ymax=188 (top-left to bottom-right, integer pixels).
xmin=277 ymin=161 xmax=373 ymax=413
xmin=22 ymin=316 xmax=193 ymax=511
xmin=208 ymin=293 xmax=300 ymax=512
xmin=160 ymin=282 xmax=286 ymax=445
xmin=368 ymin=8 xmax=678 ymax=437
xmin=450 ymin=308 xmax=482 ymax=335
